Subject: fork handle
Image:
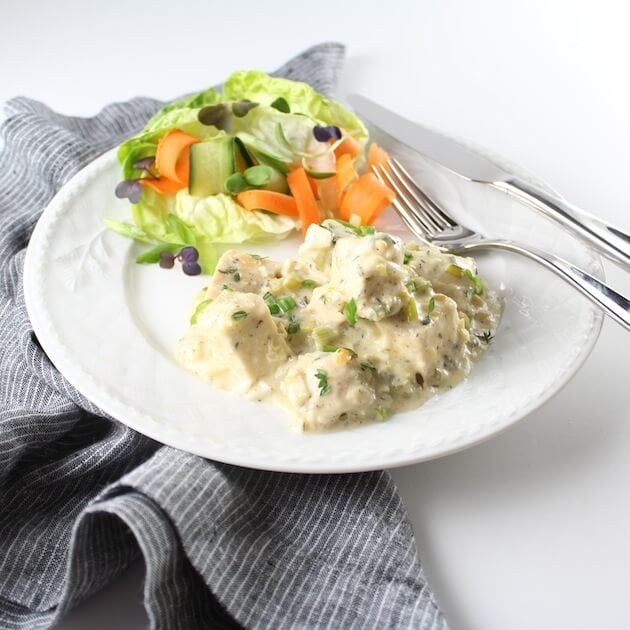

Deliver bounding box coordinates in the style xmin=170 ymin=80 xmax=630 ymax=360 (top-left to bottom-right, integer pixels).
xmin=460 ymin=239 xmax=630 ymax=331
xmin=495 ymin=178 xmax=630 ymax=270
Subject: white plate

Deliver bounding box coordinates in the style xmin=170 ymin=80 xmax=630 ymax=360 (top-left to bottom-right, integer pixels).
xmin=23 ymin=147 xmax=603 ymax=473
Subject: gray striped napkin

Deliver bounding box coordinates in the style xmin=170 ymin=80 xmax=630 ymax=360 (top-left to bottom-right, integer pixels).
xmin=0 ymin=43 xmax=447 ymax=630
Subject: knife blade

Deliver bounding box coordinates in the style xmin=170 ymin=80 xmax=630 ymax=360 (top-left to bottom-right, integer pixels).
xmin=347 ymin=93 xmax=630 ymax=269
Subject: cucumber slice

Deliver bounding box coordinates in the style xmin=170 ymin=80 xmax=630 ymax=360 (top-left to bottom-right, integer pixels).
xmin=189 ymin=137 xmax=235 ymax=197
xmin=304 ymin=168 xmax=335 ymax=180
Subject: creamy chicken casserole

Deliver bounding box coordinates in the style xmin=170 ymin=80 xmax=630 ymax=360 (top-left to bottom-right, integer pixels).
xmin=177 ymin=220 xmax=501 ymax=430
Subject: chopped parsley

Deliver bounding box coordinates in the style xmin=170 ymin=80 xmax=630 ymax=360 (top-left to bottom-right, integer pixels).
xmin=476 ymin=330 xmax=494 ymax=344
xmin=360 ymin=360 xmax=377 ymax=373
xmin=344 ymin=298 xmax=357 ymax=327
xmin=446 ymin=263 xmax=484 ymax=296
xmin=315 ymin=369 xmax=331 ymax=396
xmin=404 ymin=252 xmax=413 ymax=264
xmin=218 ymin=266 xmax=241 ymax=282
xmin=334 ymin=219 xmax=376 ymax=236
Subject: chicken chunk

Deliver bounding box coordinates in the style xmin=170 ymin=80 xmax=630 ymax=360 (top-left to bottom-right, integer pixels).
xmin=177 ymin=291 xmax=291 ymax=392
xmin=330 ymin=233 xmax=406 ymax=321
xmin=204 ymin=250 xmax=281 ymax=298
xmin=278 ymin=351 xmax=377 ymax=430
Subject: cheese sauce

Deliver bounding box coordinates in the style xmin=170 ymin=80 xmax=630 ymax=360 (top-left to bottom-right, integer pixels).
xmin=177 ymin=220 xmax=501 ymax=431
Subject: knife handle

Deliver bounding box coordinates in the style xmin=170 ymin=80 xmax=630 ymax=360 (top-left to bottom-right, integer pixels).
xmin=494 ymin=177 xmax=630 ymax=270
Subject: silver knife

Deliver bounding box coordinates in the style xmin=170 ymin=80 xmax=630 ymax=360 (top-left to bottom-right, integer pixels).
xmin=347 ymin=94 xmax=630 ymax=270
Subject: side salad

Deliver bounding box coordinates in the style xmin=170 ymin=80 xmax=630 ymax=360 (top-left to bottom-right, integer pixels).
xmin=106 ymin=70 xmax=394 ymax=275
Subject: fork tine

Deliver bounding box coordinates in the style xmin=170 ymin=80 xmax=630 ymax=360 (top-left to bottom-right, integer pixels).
xmin=389 ymin=157 xmax=457 ymax=230
xmin=383 ymin=159 xmax=444 ymax=232
xmin=372 ymin=164 xmax=435 ymax=237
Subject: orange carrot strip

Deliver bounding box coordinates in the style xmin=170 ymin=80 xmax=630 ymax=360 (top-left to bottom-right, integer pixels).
xmin=155 ymin=130 xmax=200 ymax=185
xmin=316 ymin=177 xmax=340 ymax=213
xmin=334 ymin=135 xmax=362 ymax=159
xmin=306 ymin=175 xmax=319 ymax=198
xmin=335 ymin=153 xmax=358 ymax=204
xmin=139 ymin=177 xmax=185 ymax=195
xmin=287 ymin=167 xmax=321 ymax=234
xmin=236 ymin=190 xmax=299 ymax=217
xmin=339 ymin=172 xmax=396 ymax=224
xmin=367 ymin=143 xmax=390 ymax=170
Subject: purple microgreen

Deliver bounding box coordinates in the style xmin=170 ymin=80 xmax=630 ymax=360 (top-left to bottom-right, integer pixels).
xmin=179 ymin=246 xmax=199 ymax=263
xmin=313 ymin=125 xmax=342 ymax=142
xmin=132 ymin=156 xmax=156 ymax=174
xmin=159 ymin=251 xmax=176 ymax=269
xmin=232 ymin=100 xmax=259 ymax=117
xmin=198 ymin=104 xmax=231 ymax=131
xmin=136 ymin=243 xmax=180 ymax=265
xmin=115 ymin=179 xmax=143 ymax=204
xmin=182 ymin=261 xmax=202 ymax=276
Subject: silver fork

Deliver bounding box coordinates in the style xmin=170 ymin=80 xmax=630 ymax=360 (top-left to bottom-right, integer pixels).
xmin=372 ymin=157 xmax=630 ymax=332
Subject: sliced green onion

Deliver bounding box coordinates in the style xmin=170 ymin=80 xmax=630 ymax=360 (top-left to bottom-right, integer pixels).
xmin=287 ymin=317 xmax=301 ymax=335
xmin=312 ymin=326 xmax=337 ymax=348
xmin=405 ymin=299 xmax=419 ymax=322
xmin=263 ymin=292 xmax=280 ymax=315
xmin=190 ymin=299 xmax=213 ymax=324
xmin=231 ymin=310 xmax=248 ymax=321
xmin=277 ymin=296 xmax=297 ymax=314
xmin=301 ymin=279 xmax=319 ymax=289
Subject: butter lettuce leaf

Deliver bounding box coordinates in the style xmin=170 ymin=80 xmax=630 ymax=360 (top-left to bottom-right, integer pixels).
xmin=223 ymin=70 xmax=368 ymax=144
xmin=118 ymin=107 xmax=224 ymax=180
xmin=111 ymin=70 xmax=360 ymax=274
xmin=146 ymin=86 xmax=224 ymax=123
xmin=231 ymin=105 xmax=323 ymax=170
xmin=175 ymin=191 xmax=298 ymax=244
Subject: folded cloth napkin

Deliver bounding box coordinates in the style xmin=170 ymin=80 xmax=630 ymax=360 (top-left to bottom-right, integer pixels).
xmin=0 ymin=43 xmax=448 ymax=630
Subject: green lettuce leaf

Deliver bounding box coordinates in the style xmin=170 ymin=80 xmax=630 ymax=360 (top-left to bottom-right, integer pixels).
xmin=231 ymin=105 xmax=320 ymax=170
xmin=146 ymin=86 xmax=224 ymax=123
xmin=118 ymin=107 xmax=224 ymax=180
xmin=175 ymin=191 xmax=298 ymax=245
xmin=110 ymin=71 xmax=361 ymax=274
xmin=223 ymin=70 xmax=368 ymax=143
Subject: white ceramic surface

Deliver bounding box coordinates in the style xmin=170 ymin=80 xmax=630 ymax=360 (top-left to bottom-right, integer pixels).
xmin=23 ymin=147 xmax=602 ymax=473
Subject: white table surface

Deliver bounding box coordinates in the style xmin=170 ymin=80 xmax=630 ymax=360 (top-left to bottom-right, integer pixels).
xmin=2 ymin=1 xmax=629 ymax=628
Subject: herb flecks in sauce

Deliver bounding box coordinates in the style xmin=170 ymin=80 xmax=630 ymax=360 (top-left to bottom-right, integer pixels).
xmin=177 ymin=220 xmax=501 ymax=431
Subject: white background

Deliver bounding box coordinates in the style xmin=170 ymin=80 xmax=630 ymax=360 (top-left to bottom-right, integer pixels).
xmin=2 ymin=1 xmax=630 ymax=628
